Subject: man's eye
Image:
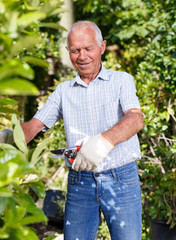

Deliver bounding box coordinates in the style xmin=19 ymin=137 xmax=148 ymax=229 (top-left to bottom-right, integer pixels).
xmin=86 ymin=47 xmax=93 ymax=51
xmin=70 ymin=50 xmax=79 ymax=54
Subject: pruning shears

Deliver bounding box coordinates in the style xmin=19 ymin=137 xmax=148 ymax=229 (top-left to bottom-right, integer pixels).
xmin=50 ymin=146 xmax=81 ymax=164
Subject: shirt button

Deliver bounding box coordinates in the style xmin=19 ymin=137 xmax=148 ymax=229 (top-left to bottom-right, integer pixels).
xmin=95 ymin=173 xmax=99 ymax=177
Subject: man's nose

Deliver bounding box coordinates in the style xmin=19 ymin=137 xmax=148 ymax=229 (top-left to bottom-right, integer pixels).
xmin=79 ymin=49 xmax=87 ymax=59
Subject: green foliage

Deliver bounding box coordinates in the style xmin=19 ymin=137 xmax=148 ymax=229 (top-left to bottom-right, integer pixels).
xmin=136 ymin=1 xmax=176 ymax=127
xmin=0 ymin=98 xmax=20 ymax=128
xmin=0 ymin=0 xmax=65 ymax=124
xmin=135 ymin=2 xmax=176 ymax=229
xmin=140 ymin=159 xmax=176 ymax=228
xmin=0 ymin=115 xmax=49 ymax=240
xmin=97 ymin=214 xmax=110 ymax=240
xmin=74 ymin=0 xmax=154 ymax=43
xmin=43 ymin=236 xmax=56 ymax=240
xmin=141 ymin=208 xmax=150 ymax=240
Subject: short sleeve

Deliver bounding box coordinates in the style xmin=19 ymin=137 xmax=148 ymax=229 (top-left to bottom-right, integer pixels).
xmin=119 ymin=73 xmax=141 ymax=112
xmin=33 ymin=85 xmax=62 ymax=128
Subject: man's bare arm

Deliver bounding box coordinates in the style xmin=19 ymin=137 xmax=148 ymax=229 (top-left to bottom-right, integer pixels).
xmin=21 ymin=118 xmax=46 ymax=144
xmin=102 ymin=108 xmax=143 ymax=146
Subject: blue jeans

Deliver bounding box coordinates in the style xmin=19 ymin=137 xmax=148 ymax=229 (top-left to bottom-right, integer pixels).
xmin=64 ymin=161 xmax=142 ymax=240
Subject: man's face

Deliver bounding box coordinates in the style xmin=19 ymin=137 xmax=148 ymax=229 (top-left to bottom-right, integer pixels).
xmin=67 ymin=27 xmax=106 ymax=81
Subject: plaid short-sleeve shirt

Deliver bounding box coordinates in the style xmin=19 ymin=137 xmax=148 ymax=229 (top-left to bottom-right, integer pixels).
xmin=34 ymin=65 xmax=141 ymax=172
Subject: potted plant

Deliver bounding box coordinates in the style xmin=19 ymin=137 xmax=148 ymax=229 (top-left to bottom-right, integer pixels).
xmin=139 ymin=134 xmax=176 ymax=240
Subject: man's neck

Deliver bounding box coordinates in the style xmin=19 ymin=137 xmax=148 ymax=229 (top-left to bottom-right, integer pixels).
xmin=80 ymin=65 xmax=102 ymax=85
xmin=80 ymin=74 xmax=98 ymax=85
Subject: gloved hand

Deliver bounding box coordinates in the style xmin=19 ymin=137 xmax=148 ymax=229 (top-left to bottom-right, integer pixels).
xmin=72 ymin=133 xmax=114 ymax=171
xmin=0 ymin=129 xmax=14 ymax=144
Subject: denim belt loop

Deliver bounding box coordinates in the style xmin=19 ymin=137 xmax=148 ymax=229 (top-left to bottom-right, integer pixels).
xmin=110 ymin=168 xmax=117 ymax=182
xmin=78 ymin=170 xmax=81 ymax=182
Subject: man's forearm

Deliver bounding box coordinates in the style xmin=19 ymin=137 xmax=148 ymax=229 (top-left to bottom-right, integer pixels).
xmin=21 ymin=118 xmax=45 ymax=143
xmin=102 ymin=108 xmax=143 ymax=146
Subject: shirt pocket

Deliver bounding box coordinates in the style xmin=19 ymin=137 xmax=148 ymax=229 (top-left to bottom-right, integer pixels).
xmin=102 ymin=100 xmax=123 ymax=129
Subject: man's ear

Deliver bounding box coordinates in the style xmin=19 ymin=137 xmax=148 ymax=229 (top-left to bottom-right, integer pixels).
xmin=101 ymin=40 xmax=107 ymax=55
xmin=65 ymin=46 xmax=69 ymax=51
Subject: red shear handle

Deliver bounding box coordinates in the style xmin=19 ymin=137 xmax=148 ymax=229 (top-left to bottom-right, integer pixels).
xmin=70 ymin=158 xmax=74 ymax=164
xmin=76 ymin=145 xmax=81 ymax=151
xmin=70 ymin=145 xmax=81 ymax=163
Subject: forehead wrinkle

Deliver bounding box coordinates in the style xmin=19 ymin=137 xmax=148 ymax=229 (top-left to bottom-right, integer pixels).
xmin=70 ymin=44 xmax=95 ymax=51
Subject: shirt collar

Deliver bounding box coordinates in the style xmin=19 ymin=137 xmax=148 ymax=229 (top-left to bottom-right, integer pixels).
xmin=70 ymin=64 xmax=109 ymax=87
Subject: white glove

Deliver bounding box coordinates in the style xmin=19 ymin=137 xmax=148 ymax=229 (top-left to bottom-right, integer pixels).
xmin=72 ymin=134 xmax=114 ymax=171
xmin=0 ymin=129 xmax=14 ymax=144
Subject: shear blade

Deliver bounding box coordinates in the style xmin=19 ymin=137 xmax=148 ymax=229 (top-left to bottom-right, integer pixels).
xmin=50 ymin=149 xmax=65 ymax=158
xmin=51 ymin=149 xmax=65 ymax=154
xmin=49 ymin=154 xmax=64 ymax=158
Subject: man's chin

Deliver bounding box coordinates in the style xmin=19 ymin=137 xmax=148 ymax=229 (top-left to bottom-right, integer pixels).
xmin=77 ymin=68 xmax=91 ymax=75
xmin=77 ymin=64 xmax=91 ymax=71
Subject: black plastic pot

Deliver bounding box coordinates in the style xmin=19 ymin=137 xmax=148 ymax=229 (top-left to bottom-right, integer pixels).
xmin=148 ymin=216 xmax=176 ymax=240
xmin=43 ymin=190 xmax=66 ymax=224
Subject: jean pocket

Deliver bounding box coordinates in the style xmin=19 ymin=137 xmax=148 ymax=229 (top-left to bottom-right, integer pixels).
xmin=68 ymin=172 xmax=80 ymax=185
xmin=118 ymin=167 xmax=139 ymax=185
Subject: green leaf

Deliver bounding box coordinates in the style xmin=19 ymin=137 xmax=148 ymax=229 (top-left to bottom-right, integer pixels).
xmin=39 ymin=0 xmax=63 ymax=16
xmin=0 ymin=229 xmax=9 ymax=239
xmin=31 ymin=139 xmax=49 ymax=165
xmin=23 ymin=173 xmax=39 ymax=183
xmin=136 ymin=26 xmax=149 ymax=37
xmin=0 ymin=143 xmax=16 ymax=151
xmin=43 ymin=236 xmax=56 ymax=240
xmin=2 ymin=227 xmax=39 ymax=240
xmin=24 ymin=0 xmax=40 ymax=10
xmin=15 ymin=192 xmax=35 ymax=208
xmin=0 ymin=33 xmax=12 ymax=48
xmin=19 ymin=212 xmax=47 ymax=225
xmin=118 ymin=28 xmax=135 ymax=39
xmin=3 ymin=10 xmax=18 ymax=37
xmin=17 ymin=206 xmax=28 ymax=222
xmin=0 ymin=197 xmax=9 ymax=214
xmin=0 ymin=98 xmax=17 ymax=106
xmin=0 ymin=187 xmax=12 ymax=197
xmin=14 ymin=193 xmax=48 ymax=224
xmin=10 ymin=36 xmax=42 ymax=57
xmin=23 ymin=56 xmax=49 ymax=68
xmin=0 ymin=60 xmax=34 ymax=80
xmin=0 ymin=162 xmax=20 ymax=187
xmin=162 ymin=125 xmax=168 ymax=131
xmin=12 ymin=114 xmax=19 ymax=125
xmin=18 ymin=12 xmax=46 ymax=28
xmin=0 ymin=148 xmax=20 ymax=164
xmin=6 ymin=197 xmax=17 ymax=221
xmin=48 ymin=7 xmax=68 ymax=17
xmin=12 ymin=115 xmax=28 ymax=154
xmin=4 ymin=208 xmax=18 ymax=228
xmin=30 ymin=180 xmax=46 ymax=199
xmin=0 ymin=106 xmax=20 ymax=115
xmin=0 ymin=78 xmax=39 ymax=96
xmin=39 ymin=22 xmax=67 ymax=31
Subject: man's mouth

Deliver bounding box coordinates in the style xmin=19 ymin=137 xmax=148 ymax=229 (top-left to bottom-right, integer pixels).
xmin=78 ymin=62 xmax=90 ymax=67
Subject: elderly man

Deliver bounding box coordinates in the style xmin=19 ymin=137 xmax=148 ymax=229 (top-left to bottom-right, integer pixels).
xmin=1 ymin=21 xmax=143 ymax=240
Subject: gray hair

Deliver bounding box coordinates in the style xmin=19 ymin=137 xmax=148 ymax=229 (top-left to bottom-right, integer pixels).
xmin=66 ymin=21 xmax=103 ymax=49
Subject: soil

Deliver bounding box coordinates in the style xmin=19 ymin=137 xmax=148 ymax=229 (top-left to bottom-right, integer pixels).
xmin=33 ymin=221 xmax=64 ymax=240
